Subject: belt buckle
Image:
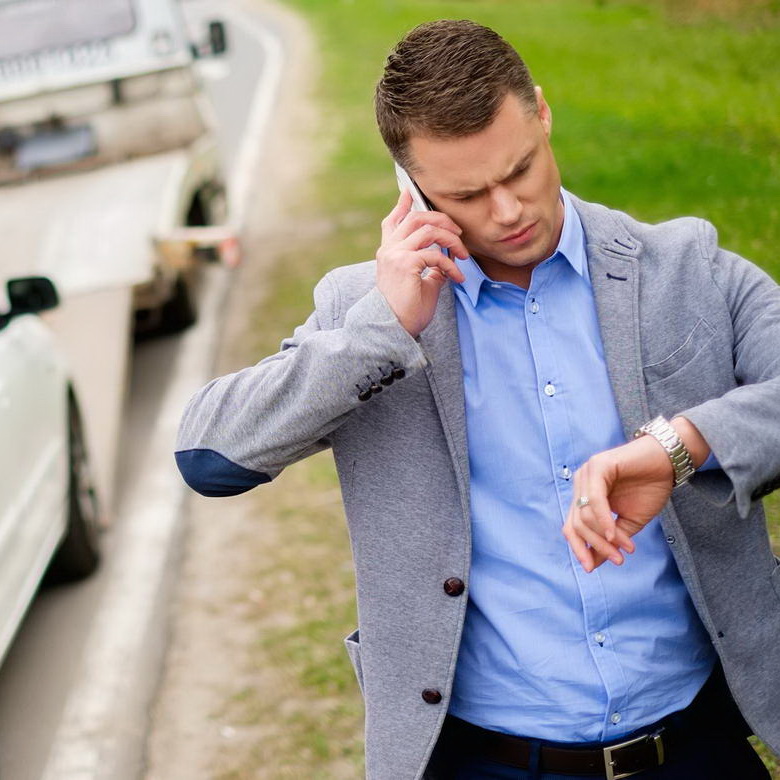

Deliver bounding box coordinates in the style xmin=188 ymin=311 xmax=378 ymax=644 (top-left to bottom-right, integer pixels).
xmin=603 ymin=729 xmax=665 ymax=780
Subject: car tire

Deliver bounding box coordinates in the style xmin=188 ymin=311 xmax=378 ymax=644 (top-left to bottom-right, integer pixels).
xmin=46 ymin=394 xmax=102 ymax=583
xmin=159 ymin=273 xmax=197 ymax=333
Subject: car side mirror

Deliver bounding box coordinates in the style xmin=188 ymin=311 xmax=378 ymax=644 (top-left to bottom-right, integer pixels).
xmin=208 ymin=21 xmax=227 ymax=56
xmin=7 ymin=276 xmax=59 ymax=316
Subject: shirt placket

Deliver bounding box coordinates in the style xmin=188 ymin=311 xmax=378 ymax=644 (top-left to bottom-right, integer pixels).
xmin=524 ymin=259 xmax=628 ymax=740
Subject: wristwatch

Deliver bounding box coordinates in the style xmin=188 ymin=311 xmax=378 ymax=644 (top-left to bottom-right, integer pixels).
xmin=633 ymin=415 xmax=695 ymax=488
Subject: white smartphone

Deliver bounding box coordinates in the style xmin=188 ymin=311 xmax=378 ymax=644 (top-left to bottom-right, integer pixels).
xmin=394 ymin=162 xmax=432 ymax=213
xmin=394 ymin=162 xmax=449 ymax=263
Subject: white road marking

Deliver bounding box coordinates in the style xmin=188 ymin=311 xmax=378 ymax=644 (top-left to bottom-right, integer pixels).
xmin=39 ymin=6 xmax=286 ymax=779
xmin=224 ymin=1 xmax=285 ymax=230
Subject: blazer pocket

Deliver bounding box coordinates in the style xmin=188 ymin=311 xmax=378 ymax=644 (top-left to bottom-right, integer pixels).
xmin=343 ymin=628 xmax=365 ymax=695
xmin=643 ymin=318 xmax=716 ymax=385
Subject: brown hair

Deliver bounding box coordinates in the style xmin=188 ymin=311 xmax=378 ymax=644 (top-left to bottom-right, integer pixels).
xmin=375 ymin=20 xmax=537 ymax=171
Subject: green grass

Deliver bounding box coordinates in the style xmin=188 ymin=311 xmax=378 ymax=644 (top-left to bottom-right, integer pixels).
xmin=240 ymin=0 xmax=780 ymax=776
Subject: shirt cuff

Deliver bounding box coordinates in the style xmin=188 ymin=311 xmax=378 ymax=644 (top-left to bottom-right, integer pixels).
xmin=697 ymin=451 xmax=721 ymax=472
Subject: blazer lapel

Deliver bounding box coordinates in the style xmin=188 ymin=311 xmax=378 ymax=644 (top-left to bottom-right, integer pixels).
xmin=572 ymin=197 xmax=652 ymax=440
xmin=418 ymin=283 xmax=471 ymax=514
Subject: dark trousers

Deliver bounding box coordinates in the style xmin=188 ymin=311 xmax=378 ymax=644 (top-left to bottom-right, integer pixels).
xmin=424 ymin=665 xmax=771 ymax=780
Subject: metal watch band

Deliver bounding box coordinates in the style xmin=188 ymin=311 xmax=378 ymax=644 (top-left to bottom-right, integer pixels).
xmin=633 ymin=415 xmax=695 ymax=488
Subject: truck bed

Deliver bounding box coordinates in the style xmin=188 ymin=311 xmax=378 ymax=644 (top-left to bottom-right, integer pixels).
xmin=0 ymin=149 xmax=188 ymax=296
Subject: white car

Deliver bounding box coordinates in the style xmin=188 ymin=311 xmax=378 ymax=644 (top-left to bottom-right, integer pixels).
xmin=0 ymin=276 xmax=100 ymax=663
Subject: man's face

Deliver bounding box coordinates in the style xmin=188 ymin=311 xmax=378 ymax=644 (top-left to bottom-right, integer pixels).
xmin=408 ymin=89 xmax=564 ymax=286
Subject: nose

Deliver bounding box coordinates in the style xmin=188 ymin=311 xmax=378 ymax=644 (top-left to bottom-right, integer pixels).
xmin=489 ymin=186 xmax=522 ymax=226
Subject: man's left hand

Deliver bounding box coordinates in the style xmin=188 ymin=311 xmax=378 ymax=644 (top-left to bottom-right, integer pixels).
xmin=562 ymin=416 xmax=710 ymax=572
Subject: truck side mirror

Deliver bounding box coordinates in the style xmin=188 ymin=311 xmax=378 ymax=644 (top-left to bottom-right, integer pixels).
xmin=208 ymin=21 xmax=228 ymax=56
xmin=6 ymin=276 xmax=59 ymax=316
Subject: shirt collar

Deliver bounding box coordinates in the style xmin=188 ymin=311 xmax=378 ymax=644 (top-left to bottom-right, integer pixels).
xmin=455 ymin=187 xmax=587 ymax=307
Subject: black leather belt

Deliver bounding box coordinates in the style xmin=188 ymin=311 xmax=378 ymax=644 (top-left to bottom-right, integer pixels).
xmin=440 ymin=715 xmax=673 ymax=779
xmin=434 ymin=664 xmax=750 ymax=779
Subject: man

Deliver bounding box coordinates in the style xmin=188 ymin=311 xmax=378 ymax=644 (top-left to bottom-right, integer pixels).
xmin=175 ymin=20 xmax=780 ymax=780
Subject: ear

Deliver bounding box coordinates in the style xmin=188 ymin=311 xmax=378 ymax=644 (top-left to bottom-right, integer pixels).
xmin=535 ymin=85 xmax=552 ymax=137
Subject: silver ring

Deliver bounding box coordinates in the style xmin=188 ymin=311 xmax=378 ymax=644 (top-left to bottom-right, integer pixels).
xmin=576 ymin=496 xmax=590 ymax=508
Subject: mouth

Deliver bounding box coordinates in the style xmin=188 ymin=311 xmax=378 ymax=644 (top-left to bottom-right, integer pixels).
xmin=499 ymin=221 xmax=538 ymax=245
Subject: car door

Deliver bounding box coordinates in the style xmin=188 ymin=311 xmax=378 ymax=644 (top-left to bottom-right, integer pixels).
xmin=0 ymin=314 xmax=68 ymax=656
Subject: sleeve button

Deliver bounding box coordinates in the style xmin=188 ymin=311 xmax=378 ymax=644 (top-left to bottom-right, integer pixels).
xmin=357 ymin=389 xmax=372 ymax=402
xmin=421 ymin=688 xmax=442 ymax=704
xmin=391 ymin=367 xmax=406 ymax=380
xmin=370 ymin=383 xmax=383 ymax=394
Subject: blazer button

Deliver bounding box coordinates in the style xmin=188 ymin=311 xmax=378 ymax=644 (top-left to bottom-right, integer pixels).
xmin=421 ymin=688 xmax=442 ymax=704
xmin=357 ymin=389 xmax=372 ymax=402
xmin=443 ymin=577 xmax=465 ymax=597
xmin=391 ymin=367 xmax=406 ymax=380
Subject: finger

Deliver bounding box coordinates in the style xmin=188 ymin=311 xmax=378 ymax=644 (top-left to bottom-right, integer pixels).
xmin=567 ymin=465 xmax=632 ymax=568
xmin=569 ymin=465 xmax=622 ymax=565
xmin=381 ymin=189 xmax=414 ymax=240
xmin=573 ymin=520 xmax=624 ymax=567
xmin=395 ymin=209 xmax=464 ymax=241
xmin=421 ymin=267 xmax=447 ymax=288
xmin=611 ymin=524 xmax=635 ymax=554
xmin=613 ymin=518 xmax=638 ymax=554
xmin=401 ymin=224 xmax=470 ymax=261
xmin=568 ymin=465 xmax=586 ymax=527
xmin=579 ymin=461 xmax=617 ymax=543
xmin=572 ymin=496 xmax=623 ymax=560
xmin=564 ymin=469 xmax=596 ymax=571
xmin=563 ymin=522 xmax=596 ymax=573
xmin=416 ymin=248 xmax=466 ymax=283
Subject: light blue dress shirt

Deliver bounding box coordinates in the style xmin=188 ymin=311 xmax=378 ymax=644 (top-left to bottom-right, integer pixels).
xmin=448 ymin=188 xmax=716 ymax=743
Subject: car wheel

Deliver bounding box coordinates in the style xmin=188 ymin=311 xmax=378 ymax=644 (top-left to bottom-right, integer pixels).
xmin=159 ymin=272 xmax=197 ymax=333
xmin=47 ymin=394 xmax=102 ymax=583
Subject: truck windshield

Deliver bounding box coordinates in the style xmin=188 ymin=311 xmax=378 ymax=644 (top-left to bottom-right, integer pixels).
xmin=0 ymin=0 xmax=136 ymax=60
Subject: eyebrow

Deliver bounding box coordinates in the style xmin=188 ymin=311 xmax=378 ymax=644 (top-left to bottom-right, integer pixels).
xmin=446 ymin=151 xmax=535 ymax=199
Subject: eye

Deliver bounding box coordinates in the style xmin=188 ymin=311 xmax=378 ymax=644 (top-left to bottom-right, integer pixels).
xmin=510 ymin=165 xmax=530 ymax=180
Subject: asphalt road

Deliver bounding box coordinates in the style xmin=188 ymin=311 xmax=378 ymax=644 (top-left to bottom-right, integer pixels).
xmin=0 ymin=3 xmax=283 ymax=778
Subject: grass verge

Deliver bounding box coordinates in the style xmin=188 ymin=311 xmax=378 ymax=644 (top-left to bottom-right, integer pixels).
xmin=226 ymin=1 xmax=780 ymax=776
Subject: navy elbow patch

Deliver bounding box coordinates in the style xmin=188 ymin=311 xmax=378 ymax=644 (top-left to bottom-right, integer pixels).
xmin=175 ymin=448 xmax=271 ymax=497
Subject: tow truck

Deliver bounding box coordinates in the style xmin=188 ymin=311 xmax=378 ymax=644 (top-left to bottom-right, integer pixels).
xmin=0 ymin=0 xmax=238 ymax=505
xmin=0 ymin=0 xmax=238 ymax=333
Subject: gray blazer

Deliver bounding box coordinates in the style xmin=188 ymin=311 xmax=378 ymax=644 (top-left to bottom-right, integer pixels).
xmin=176 ymin=195 xmax=780 ymax=779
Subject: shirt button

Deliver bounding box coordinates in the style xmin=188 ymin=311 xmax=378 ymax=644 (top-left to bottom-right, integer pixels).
xmin=611 ymin=713 xmax=622 ymax=725
xmin=544 ymin=383 xmax=556 ymax=397
xmin=594 ymin=632 xmax=606 ymax=644
xmin=561 ymin=466 xmax=572 ymax=480
xmin=530 ymin=300 xmax=540 ymax=314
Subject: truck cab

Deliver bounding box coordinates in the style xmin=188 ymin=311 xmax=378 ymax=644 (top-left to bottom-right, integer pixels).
xmin=0 ymin=0 xmax=235 ymax=333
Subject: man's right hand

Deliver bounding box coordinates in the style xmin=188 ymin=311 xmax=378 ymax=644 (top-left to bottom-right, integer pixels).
xmin=376 ymin=189 xmax=469 ymax=338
